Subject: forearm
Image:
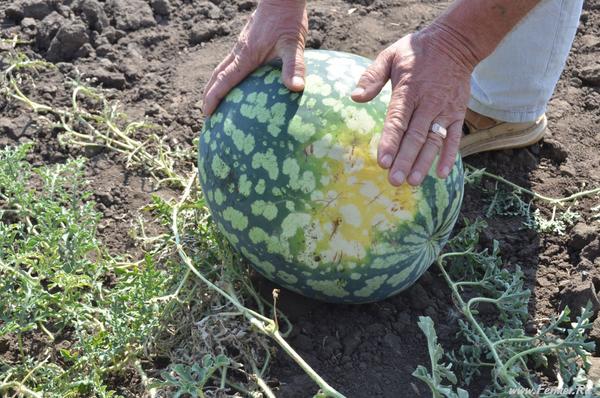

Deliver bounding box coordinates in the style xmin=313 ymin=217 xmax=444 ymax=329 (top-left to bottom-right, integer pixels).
xmin=430 ymin=0 xmax=541 ymax=68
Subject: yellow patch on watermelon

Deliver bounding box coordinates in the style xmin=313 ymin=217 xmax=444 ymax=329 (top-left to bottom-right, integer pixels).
xmin=306 ymin=127 xmax=420 ymax=267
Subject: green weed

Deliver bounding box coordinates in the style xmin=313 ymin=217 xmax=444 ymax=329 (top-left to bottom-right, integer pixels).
xmin=155 ymin=354 xmax=231 ymax=398
xmin=415 ymin=219 xmax=596 ymax=397
xmin=0 ymin=145 xmax=172 ymax=396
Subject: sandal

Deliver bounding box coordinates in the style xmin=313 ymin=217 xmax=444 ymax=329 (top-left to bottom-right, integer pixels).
xmin=460 ymin=109 xmax=547 ymax=157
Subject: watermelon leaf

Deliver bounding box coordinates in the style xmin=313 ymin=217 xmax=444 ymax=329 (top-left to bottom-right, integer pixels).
xmin=413 ymin=316 xmax=469 ymax=398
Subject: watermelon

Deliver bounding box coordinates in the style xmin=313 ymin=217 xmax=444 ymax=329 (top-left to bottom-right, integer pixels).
xmin=198 ymin=49 xmax=464 ymax=303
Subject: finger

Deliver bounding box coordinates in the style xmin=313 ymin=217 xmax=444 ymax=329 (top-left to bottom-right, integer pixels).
xmin=202 ymin=55 xmax=254 ymax=116
xmin=407 ymin=118 xmax=450 ymax=186
xmin=388 ymin=103 xmax=438 ymax=186
xmin=437 ymin=119 xmax=463 ymax=178
xmin=377 ymin=88 xmax=415 ymax=169
xmin=278 ymin=37 xmax=306 ymax=91
xmin=351 ymin=51 xmax=392 ymax=102
xmin=203 ymin=52 xmax=235 ymax=106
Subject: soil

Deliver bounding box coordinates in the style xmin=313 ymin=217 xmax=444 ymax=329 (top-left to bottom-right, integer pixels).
xmin=1 ymin=0 xmax=599 ymax=397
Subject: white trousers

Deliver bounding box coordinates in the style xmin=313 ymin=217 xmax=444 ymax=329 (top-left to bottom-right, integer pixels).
xmin=469 ymin=0 xmax=584 ymax=122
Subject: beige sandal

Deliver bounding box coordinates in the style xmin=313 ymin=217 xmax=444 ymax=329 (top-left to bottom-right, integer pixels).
xmin=460 ymin=109 xmax=547 ymax=157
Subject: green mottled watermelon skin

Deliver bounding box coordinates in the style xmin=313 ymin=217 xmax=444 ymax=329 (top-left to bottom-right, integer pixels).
xmin=198 ymin=49 xmax=464 ymax=303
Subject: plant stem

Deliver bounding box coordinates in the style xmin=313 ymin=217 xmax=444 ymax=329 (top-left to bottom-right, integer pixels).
xmin=0 ymin=382 xmax=42 ymax=398
xmin=258 ymin=319 xmax=345 ymax=398
xmin=225 ymin=379 xmax=254 ymax=395
xmin=134 ymin=360 xmax=157 ymax=398
xmin=171 ymin=172 xmax=345 ymax=398
xmin=252 ymin=362 xmax=277 ymax=398
xmin=436 ymin=255 xmax=522 ymax=393
xmin=465 ymin=165 xmax=600 ymax=205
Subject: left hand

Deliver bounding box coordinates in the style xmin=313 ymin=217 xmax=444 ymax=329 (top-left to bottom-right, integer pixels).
xmin=351 ymin=25 xmax=477 ymax=186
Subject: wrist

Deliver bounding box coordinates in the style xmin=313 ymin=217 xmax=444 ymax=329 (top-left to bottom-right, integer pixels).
xmin=419 ymin=21 xmax=484 ymax=72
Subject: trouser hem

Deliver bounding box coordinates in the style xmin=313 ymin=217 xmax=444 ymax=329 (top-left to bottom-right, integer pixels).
xmin=468 ymin=97 xmax=546 ymax=123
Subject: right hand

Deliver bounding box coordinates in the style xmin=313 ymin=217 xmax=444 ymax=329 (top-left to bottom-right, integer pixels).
xmin=202 ymin=0 xmax=308 ymax=115
xmin=351 ymin=26 xmax=475 ymax=186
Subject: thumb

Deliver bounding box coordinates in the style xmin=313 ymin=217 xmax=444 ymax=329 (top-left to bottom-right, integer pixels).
xmin=352 ymin=51 xmax=392 ymax=103
xmin=278 ymin=37 xmax=306 ymax=92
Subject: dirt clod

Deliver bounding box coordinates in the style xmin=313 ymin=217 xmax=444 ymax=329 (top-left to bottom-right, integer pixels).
xmin=559 ymin=275 xmax=600 ymax=316
xmin=197 ymin=1 xmax=223 ymax=19
xmin=580 ymin=34 xmax=600 ymax=51
xmin=541 ymin=138 xmax=569 ymax=163
xmin=107 ymin=0 xmax=156 ymax=31
xmin=5 ymin=0 xmax=56 ymax=21
xmin=88 ymin=67 xmax=127 ymax=89
xmin=20 ymin=17 xmax=37 ymax=30
xmin=151 ymin=0 xmax=171 ymax=16
xmin=46 ymin=22 xmax=89 ymax=62
xmin=35 ymin=11 xmax=66 ymax=51
xmin=237 ymin=0 xmax=257 ymax=12
xmin=582 ymin=238 xmax=600 ymax=262
xmin=579 ymin=64 xmax=600 ymax=86
xmin=77 ymin=0 xmax=110 ymax=32
xmin=190 ymin=21 xmax=229 ymax=44
xmin=0 ymin=118 xmax=16 ymax=140
xmin=570 ymin=223 xmax=598 ymax=250
xmin=587 ymin=356 xmax=600 ymax=378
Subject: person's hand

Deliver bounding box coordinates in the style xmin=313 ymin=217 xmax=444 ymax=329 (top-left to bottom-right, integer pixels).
xmin=202 ymin=0 xmax=308 ymax=115
xmin=352 ymin=25 xmax=479 ymax=186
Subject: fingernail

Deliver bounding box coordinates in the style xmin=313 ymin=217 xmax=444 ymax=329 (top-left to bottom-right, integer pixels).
xmin=409 ymin=171 xmax=422 ymax=185
xmin=380 ymin=154 xmax=393 ymax=168
xmin=391 ymin=170 xmax=405 ymax=185
xmin=441 ymin=166 xmax=450 ymax=177
xmin=351 ymin=87 xmax=365 ymax=97
xmin=292 ymin=76 xmax=304 ymax=88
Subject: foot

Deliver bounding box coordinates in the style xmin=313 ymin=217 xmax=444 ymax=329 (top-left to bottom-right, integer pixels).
xmin=460 ymin=109 xmax=547 ymax=157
